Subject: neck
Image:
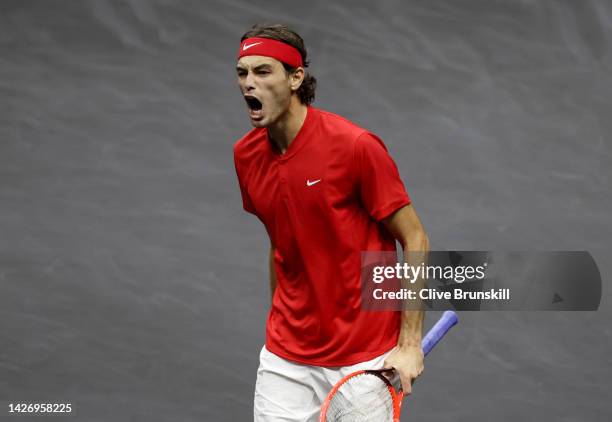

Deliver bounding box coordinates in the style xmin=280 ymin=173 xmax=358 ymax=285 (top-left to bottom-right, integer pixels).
xmin=267 ymin=99 xmax=308 ymax=154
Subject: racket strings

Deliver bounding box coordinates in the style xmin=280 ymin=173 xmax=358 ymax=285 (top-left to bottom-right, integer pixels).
xmin=324 ymin=373 xmax=394 ymax=421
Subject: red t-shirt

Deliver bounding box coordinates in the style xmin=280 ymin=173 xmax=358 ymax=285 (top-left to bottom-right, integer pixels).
xmin=234 ymin=106 xmax=411 ymax=366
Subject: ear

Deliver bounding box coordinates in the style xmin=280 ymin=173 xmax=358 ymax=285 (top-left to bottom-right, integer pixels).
xmin=289 ymin=67 xmax=305 ymax=92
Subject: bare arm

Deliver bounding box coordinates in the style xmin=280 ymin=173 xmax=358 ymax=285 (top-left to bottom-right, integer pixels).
xmin=381 ymin=204 xmax=429 ymax=394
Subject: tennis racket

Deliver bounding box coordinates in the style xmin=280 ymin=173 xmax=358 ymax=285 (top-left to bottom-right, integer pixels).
xmin=319 ymin=310 xmax=458 ymax=422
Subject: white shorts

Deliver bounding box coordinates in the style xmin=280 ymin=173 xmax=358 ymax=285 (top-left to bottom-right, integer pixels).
xmin=253 ymin=345 xmax=395 ymax=422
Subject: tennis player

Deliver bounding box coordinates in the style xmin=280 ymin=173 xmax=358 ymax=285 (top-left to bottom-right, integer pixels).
xmin=233 ymin=24 xmax=429 ymax=421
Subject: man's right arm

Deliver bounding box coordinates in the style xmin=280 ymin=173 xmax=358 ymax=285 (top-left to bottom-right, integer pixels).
xmin=269 ymin=244 xmax=277 ymax=302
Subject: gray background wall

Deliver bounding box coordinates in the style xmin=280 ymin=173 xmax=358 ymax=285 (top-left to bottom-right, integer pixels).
xmin=1 ymin=0 xmax=611 ymax=421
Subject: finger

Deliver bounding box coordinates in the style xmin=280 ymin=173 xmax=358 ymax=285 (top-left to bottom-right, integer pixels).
xmin=381 ymin=360 xmax=393 ymax=370
xmin=381 ymin=357 xmax=395 ymax=374
xmin=402 ymin=369 xmax=425 ymax=396
xmin=413 ymin=366 xmax=423 ymax=379
xmin=400 ymin=374 xmax=412 ymax=395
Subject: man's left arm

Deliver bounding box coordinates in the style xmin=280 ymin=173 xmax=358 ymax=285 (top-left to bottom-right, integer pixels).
xmin=381 ymin=203 xmax=429 ymax=395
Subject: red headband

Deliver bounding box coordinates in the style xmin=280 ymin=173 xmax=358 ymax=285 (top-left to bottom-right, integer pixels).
xmin=237 ymin=37 xmax=303 ymax=68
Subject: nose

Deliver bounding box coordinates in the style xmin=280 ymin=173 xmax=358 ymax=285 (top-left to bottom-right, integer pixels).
xmin=242 ymin=70 xmax=255 ymax=92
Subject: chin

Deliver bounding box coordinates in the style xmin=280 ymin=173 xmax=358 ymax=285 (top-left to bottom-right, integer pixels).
xmin=250 ymin=118 xmax=267 ymax=128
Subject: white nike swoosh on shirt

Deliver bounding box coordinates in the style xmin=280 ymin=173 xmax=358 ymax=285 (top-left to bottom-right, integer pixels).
xmin=307 ymin=179 xmax=321 ymax=186
xmin=242 ymin=42 xmax=263 ymax=51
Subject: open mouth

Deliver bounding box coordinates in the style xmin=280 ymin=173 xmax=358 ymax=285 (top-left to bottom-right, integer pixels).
xmin=244 ymin=95 xmax=263 ymax=111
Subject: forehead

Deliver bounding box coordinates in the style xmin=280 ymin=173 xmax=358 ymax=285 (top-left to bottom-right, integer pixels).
xmin=237 ymin=55 xmax=284 ymax=69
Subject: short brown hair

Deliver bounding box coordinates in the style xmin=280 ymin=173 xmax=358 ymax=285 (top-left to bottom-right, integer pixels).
xmin=241 ymin=24 xmax=316 ymax=105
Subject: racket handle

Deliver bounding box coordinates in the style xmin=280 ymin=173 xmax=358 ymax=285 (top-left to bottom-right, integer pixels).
xmin=422 ymin=311 xmax=458 ymax=356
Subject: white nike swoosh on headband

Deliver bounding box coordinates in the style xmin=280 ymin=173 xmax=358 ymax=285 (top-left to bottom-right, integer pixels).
xmin=243 ymin=42 xmax=263 ymax=51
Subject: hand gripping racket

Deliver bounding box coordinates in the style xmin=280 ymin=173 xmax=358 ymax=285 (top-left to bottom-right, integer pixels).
xmin=319 ymin=310 xmax=459 ymax=422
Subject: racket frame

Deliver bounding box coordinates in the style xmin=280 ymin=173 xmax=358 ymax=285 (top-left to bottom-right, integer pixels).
xmin=318 ymin=369 xmax=402 ymax=422
xmin=319 ymin=311 xmax=458 ymax=422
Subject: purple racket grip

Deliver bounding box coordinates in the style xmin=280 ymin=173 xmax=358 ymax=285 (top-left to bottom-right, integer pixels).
xmin=422 ymin=311 xmax=458 ymax=356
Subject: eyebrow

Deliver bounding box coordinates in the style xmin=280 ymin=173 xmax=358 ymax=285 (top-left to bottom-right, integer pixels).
xmin=236 ymin=63 xmax=273 ymax=72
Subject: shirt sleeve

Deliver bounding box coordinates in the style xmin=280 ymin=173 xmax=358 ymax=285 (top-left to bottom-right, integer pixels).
xmin=233 ymin=153 xmax=257 ymax=215
xmin=354 ymin=131 xmax=411 ymax=221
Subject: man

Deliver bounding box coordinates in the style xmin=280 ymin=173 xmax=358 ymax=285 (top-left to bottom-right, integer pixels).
xmin=233 ymin=24 xmax=429 ymax=421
